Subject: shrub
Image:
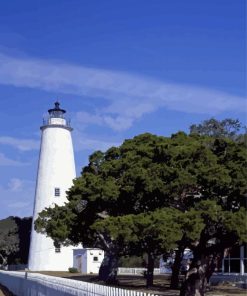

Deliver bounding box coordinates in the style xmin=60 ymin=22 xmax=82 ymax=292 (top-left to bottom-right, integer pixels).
xmin=68 ymin=267 xmax=78 ymax=273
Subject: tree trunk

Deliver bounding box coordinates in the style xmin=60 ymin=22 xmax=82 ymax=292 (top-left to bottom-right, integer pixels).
xmin=179 ymin=251 xmax=220 ymax=296
xmin=0 ymin=254 xmax=7 ymax=267
xmin=205 ymin=253 xmax=222 ymax=285
xmin=170 ymin=245 xmax=185 ymax=289
xmin=98 ymin=251 xmax=119 ymax=284
xmin=146 ymin=253 xmax=154 ymax=288
xmin=179 ymin=262 xmax=206 ymax=296
xmin=179 ymin=248 xmax=223 ymax=296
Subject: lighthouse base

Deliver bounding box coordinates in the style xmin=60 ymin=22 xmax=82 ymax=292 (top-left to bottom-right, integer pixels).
xmin=28 ymin=233 xmax=77 ymax=271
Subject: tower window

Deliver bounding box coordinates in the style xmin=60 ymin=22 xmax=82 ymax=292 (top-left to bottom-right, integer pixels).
xmin=55 ymin=187 xmax=60 ymax=197
xmin=93 ymin=256 xmax=98 ymax=262
xmin=54 ymin=242 xmax=61 ymax=253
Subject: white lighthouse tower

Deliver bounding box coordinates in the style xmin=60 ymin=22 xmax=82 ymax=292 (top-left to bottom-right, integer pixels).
xmin=28 ymin=102 xmax=76 ymax=271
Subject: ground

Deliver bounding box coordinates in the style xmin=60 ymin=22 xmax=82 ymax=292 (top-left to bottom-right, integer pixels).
xmin=36 ymin=272 xmax=246 ymax=296
xmin=0 ymin=271 xmax=245 ymax=295
xmin=0 ymin=284 xmax=14 ymax=296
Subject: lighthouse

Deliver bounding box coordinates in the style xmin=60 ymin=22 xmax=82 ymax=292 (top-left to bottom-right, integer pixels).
xmin=28 ymin=102 xmax=76 ymax=271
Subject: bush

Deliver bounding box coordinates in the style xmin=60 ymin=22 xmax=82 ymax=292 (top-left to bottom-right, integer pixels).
xmin=119 ymin=254 xmax=160 ymax=268
xmin=68 ymin=267 xmax=78 ymax=273
xmin=119 ymin=255 xmax=144 ymax=267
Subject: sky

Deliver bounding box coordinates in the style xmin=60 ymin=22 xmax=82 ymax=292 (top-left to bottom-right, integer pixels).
xmin=0 ymin=0 xmax=246 ymax=219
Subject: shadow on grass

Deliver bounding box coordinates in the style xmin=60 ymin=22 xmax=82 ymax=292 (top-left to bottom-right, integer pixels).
xmin=64 ymin=274 xmax=180 ymax=295
xmin=37 ymin=272 xmax=247 ymax=296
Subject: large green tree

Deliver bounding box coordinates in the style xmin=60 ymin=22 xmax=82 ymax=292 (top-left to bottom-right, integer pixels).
xmin=36 ymin=131 xmax=247 ymax=294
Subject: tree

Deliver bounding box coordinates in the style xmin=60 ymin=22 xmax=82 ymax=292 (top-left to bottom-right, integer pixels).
xmin=35 ymin=131 xmax=247 ymax=293
xmin=0 ymin=217 xmax=19 ymax=267
xmin=179 ymin=201 xmax=247 ymax=296
xmin=93 ymin=207 xmax=204 ymax=287
xmin=170 ymin=132 xmax=247 ymax=289
xmin=0 ymin=216 xmax=32 ymax=267
xmin=14 ymin=217 xmax=32 ymax=264
xmin=190 ymin=118 xmax=246 ymax=142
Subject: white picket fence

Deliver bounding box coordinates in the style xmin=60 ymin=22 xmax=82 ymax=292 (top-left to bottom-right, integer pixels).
xmin=0 ymin=271 xmax=158 ymax=296
xmin=118 ymin=268 xmax=161 ymax=275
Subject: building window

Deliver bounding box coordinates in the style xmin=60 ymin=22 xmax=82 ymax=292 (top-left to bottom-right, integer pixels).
xmin=222 ymin=244 xmax=247 ymax=274
xmin=55 ymin=248 xmax=61 ymax=253
xmin=93 ymin=256 xmax=98 ymax=262
xmin=55 ymin=187 xmax=60 ymax=197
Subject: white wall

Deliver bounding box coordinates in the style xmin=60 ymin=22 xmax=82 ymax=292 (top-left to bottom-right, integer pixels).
xmin=0 ymin=271 xmax=157 ymax=296
xmin=84 ymin=249 xmax=104 ymax=274
xmin=28 ymin=124 xmax=76 ymax=271
xmin=73 ymin=249 xmax=104 ymax=274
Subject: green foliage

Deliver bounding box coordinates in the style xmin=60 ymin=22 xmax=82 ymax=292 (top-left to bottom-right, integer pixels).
xmin=190 ymin=118 xmax=242 ymax=139
xmin=119 ymin=255 xmax=144 ymax=268
xmin=0 ymin=216 xmax=32 ymax=264
xmin=119 ymin=254 xmax=160 ymax=268
xmin=193 ymin=200 xmax=247 ymax=243
xmin=224 ymin=207 xmax=247 ymax=243
xmin=0 ymin=217 xmax=19 ymax=264
xmin=68 ymin=267 xmax=78 ymax=273
xmin=92 ymin=207 xmax=184 ymax=257
xmin=177 ymin=209 xmax=204 ymax=241
xmin=35 ymin=130 xmax=247 ymax=279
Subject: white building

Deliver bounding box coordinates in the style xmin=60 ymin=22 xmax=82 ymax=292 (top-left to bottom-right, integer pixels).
xmin=28 ymin=102 xmax=77 ymax=271
xmin=160 ymin=245 xmax=247 ymax=276
xmin=73 ymin=249 xmax=104 ymax=274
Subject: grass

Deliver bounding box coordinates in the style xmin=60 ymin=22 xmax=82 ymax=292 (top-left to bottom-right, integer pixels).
xmin=35 ymin=271 xmax=246 ymax=296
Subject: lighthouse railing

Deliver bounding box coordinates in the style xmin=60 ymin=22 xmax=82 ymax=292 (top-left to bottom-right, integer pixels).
xmin=42 ymin=117 xmax=71 ymax=127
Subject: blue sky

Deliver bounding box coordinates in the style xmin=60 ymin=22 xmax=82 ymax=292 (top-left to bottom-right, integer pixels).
xmin=0 ymin=0 xmax=246 ymax=219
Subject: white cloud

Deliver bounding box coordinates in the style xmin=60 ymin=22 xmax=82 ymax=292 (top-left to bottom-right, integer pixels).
xmin=0 ymin=152 xmax=29 ymax=166
xmin=0 ymin=136 xmax=39 ymax=151
xmin=73 ymin=131 xmax=120 ymax=152
xmin=75 ymin=111 xmax=134 ymax=132
xmin=75 ymin=112 xmax=105 ymax=129
xmin=0 ymin=52 xmax=246 ymax=131
xmin=8 ymin=178 xmax=23 ymax=192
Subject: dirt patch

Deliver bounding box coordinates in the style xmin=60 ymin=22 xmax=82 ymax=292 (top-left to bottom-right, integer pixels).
xmin=0 ymin=284 xmax=15 ymax=296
